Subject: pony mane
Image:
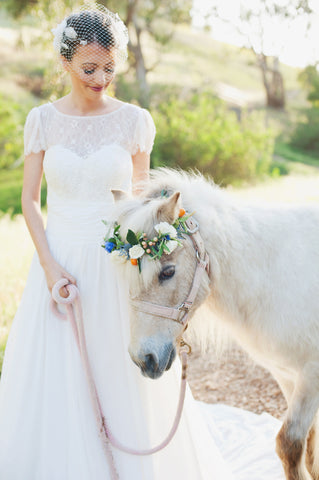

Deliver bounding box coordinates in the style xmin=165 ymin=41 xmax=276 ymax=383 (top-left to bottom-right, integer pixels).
xmin=107 ymin=168 xmax=234 ymax=350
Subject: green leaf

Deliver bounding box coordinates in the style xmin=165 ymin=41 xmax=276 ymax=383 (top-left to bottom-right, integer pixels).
xmin=151 ymin=246 xmax=158 ymax=256
xmin=163 ymin=243 xmax=170 ymax=252
xmin=126 ymin=229 xmax=138 ymax=245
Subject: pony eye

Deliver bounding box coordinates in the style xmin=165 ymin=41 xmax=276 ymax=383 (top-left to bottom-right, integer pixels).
xmin=159 ymin=265 xmax=175 ymax=282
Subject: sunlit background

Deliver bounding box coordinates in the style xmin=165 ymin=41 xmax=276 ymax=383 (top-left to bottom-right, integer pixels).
xmin=192 ymin=0 xmax=319 ymax=67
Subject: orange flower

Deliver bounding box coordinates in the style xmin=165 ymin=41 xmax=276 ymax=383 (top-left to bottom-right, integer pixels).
xmin=179 ymin=208 xmax=186 ymax=217
xmin=130 ymin=258 xmax=138 ymax=266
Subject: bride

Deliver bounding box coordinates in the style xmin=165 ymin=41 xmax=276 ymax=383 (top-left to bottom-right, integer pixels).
xmin=0 ymin=4 xmax=285 ymax=479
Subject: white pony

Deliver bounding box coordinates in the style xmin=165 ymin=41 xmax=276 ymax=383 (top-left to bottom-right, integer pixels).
xmin=110 ymin=168 xmax=319 ymax=480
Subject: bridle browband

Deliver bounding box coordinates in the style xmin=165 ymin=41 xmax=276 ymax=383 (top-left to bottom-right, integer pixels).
xmin=130 ymin=216 xmax=210 ymax=328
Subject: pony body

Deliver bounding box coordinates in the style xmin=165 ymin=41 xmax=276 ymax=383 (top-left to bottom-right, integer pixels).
xmin=110 ymin=169 xmax=319 ymax=480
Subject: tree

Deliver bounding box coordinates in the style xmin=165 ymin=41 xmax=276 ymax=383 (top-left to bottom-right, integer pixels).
xmin=195 ymin=0 xmax=314 ymax=109
xmin=4 ymin=0 xmax=192 ymax=107
xmin=105 ymin=0 xmax=191 ymax=106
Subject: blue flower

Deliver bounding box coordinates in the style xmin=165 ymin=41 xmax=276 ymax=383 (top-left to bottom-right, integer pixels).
xmin=164 ymin=234 xmax=171 ymax=241
xmin=104 ymin=241 xmax=115 ymax=253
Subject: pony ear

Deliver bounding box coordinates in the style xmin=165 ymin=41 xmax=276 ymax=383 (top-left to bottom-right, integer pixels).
xmin=156 ymin=192 xmax=181 ymax=223
xmin=111 ymin=189 xmax=129 ymax=202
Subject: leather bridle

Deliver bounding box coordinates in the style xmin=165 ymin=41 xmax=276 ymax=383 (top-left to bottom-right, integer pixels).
xmin=130 ymin=216 xmax=210 ymax=329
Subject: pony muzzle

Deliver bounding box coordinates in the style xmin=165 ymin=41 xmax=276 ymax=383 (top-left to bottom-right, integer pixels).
xmin=129 ymin=341 xmax=176 ymax=379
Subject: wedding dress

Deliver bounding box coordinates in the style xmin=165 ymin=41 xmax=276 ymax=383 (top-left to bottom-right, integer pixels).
xmin=0 ymin=101 xmax=285 ymax=479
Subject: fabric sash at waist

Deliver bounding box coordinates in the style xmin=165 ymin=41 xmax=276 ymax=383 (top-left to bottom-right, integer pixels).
xmin=46 ymin=201 xmax=113 ymax=246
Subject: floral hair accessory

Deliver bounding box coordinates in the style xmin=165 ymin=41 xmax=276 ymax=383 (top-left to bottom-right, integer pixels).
xmin=51 ymin=19 xmax=67 ymax=53
xmin=102 ymin=209 xmax=192 ymax=272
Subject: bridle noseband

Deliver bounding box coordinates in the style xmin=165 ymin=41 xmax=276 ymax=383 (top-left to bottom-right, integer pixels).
xmin=130 ymin=216 xmax=210 ymax=329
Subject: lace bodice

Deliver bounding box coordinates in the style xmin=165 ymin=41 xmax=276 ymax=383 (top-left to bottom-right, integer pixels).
xmin=24 ymin=102 xmax=155 ymax=158
xmin=23 ymin=102 xmax=156 ymax=207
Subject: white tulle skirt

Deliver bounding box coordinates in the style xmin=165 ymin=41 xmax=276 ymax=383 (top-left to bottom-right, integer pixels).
xmin=0 ymin=212 xmax=285 ymax=479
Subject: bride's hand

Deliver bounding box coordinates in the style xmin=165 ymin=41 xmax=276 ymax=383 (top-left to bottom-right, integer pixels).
xmin=42 ymin=258 xmax=77 ymax=298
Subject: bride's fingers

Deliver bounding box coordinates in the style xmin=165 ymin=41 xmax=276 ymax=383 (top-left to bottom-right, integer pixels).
xmin=64 ymin=273 xmax=77 ymax=285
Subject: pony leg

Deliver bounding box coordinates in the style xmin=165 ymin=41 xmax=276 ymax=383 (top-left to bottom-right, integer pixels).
xmin=306 ymin=424 xmax=316 ymax=478
xmin=306 ymin=415 xmax=319 ymax=480
xmin=276 ymin=362 xmax=319 ymax=480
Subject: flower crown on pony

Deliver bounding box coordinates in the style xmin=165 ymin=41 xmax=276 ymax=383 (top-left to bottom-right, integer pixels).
xmin=102 ymin=205 xmax=191 ymax=272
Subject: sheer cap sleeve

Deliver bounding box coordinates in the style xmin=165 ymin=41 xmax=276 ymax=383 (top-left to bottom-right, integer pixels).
xmin=24 ymin=107 xmax=47 ymax=156
xmin=132 ymin=108 xmax=156 ymax=155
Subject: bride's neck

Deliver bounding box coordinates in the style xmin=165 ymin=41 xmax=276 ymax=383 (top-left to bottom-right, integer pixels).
xmin=67 ymin=91 xmax=108 ymax=115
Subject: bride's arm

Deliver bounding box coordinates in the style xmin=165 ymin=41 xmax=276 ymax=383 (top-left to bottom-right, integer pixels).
xmin=131 ymin=150 xmax=150 ymax=196
xmin=22 ymin=151 xmax=76 ymax=297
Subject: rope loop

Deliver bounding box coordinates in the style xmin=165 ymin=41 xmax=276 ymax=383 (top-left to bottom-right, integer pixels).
xmin=51 ymin=278 xmax=78 ymax=304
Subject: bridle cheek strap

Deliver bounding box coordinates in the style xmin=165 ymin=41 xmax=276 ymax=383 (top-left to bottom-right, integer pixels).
xmin=130 ymin=216 xmax=210 ymax=327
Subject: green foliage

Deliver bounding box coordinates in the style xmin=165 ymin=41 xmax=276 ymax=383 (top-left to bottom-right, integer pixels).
xmin=269 ymin=160 xmax=290 ymax=177
xmin=0 ymin=167 xmax=47 ymax=216
xmin=298 ymin=64 xmax=319 ymax=106
xmin=0 ymin=95 xmax=31 ymax=169
xmin=275 ymin=142 xmax=319 ymax=166
xmin=291 ymin=65 xmax=319 ymax=156
xmin=289 ymin=107 xmax=319 ymax=156
xmin=152 ymin=93 xmax=275 ymax=185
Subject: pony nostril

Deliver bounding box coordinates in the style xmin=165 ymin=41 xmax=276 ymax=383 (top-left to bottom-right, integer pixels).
xmin=144 ymin=353 xmax=159 ymax=372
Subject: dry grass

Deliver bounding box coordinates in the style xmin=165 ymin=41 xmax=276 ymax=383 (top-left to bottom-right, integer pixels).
xmin=0 ymin=215 xmax=34 ymax=337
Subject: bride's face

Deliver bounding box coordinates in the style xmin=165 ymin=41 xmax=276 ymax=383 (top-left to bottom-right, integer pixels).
xmin=63 ymin=42 xmax=116 ymax=98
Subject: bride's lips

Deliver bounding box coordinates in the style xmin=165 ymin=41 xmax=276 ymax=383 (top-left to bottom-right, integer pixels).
xmin=90 ymin=86 xmax=104 ymax=92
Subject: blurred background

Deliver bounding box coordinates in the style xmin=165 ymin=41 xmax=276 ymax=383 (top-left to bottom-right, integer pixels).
xmin=0 ymin=1 xmax=318 ymax=410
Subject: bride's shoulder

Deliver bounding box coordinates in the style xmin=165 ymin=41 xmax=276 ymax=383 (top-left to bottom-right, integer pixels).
xmin=118 ymin=101 xmax=152 ymax=122
xmin=24 ymin=102 xmax=53 ymax=129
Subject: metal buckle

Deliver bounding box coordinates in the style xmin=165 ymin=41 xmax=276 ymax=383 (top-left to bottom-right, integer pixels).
xmin=186 ymin=217 xmax=199 ymax=234
xmin=178 ymin=302 xmax=192 ymax=312
xmin=179 ymin=338 xmax=192 ymax=355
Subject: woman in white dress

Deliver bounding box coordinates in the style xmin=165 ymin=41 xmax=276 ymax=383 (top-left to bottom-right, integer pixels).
xmin=0 ymin=5 xmax=285 ymax=480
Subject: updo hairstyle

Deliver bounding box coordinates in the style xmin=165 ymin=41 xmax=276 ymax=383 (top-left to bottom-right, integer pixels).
xmin=60 ymin=10 xmax=116 ymax=62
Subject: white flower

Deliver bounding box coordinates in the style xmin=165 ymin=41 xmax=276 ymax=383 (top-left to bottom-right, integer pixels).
xmin=64 ymin=26 xmax=77 ymax=40
xmin=154 ymin=222 xmax=177 ymax=239
xmin=51 ymin=19 xmax=67 ymax=53
xmin=111 ymin=17 xmax=129 ymax=53
xmin=129 ymin=244 xmax=145 ymax=259
xmin=110 ymin=250 xmax=127 ymax=265
xmin=164 ymin=240 xmax=179 ymax=254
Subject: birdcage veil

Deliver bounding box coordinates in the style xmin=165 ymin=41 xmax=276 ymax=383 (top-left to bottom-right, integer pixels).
xmin=51 ymin=3 xmax=129 ymax=78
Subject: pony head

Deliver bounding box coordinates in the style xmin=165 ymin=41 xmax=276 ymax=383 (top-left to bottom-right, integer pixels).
xmin=108 ymin=175 xmax=211 ymax=379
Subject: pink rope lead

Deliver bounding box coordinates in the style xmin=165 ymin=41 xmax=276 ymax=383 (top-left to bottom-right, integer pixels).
xmin=50 ymin=278 xmax=189 ymax=467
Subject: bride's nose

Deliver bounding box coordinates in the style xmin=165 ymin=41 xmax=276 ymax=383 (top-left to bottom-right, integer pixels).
xmin=94 ymin=69 xmax=107 ymax=86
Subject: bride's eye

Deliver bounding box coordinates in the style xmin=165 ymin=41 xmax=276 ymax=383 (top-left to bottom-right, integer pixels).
xmin=84 ymin=68 xmax=95 ymax=75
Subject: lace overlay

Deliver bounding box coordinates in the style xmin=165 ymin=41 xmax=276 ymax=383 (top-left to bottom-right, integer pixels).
xmin=23 ymin=101 xmax=156 ymax=207
xmin=24 ymin=102 xmax=156 ymax=158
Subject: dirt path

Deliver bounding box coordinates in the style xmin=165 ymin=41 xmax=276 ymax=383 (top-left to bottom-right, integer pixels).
xmin=188 ymin=345 xmax=286 ymax=419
